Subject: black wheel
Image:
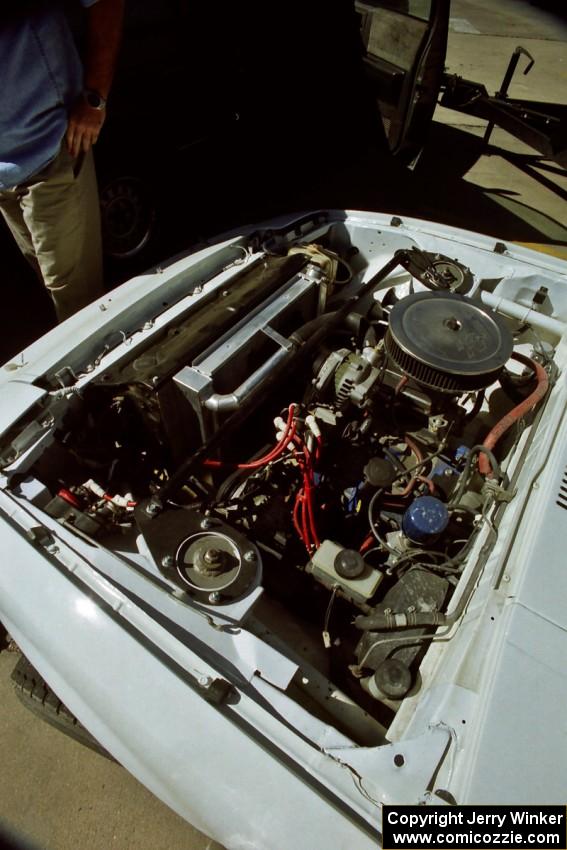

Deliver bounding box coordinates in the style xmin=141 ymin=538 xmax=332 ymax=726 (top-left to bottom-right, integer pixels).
xmin=11 ymin=654 xmax=115 ymax=760
xmin=99 ymin=173 xmax=156 ymax=261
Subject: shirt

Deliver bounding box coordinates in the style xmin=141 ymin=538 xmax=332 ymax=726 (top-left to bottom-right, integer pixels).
xmin=0 ymin=0 xmax=99 ymax=190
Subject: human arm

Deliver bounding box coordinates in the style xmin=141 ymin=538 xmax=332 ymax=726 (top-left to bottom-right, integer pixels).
xmin=66 ymin=0 xmax=124 ymax=158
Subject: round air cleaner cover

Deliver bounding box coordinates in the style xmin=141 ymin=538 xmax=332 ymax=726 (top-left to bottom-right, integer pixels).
xmin=385 ymin=291 xmax=513 ymax=393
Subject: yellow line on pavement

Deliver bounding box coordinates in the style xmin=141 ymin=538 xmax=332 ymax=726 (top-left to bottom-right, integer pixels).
xmin=515 ymin=242 xmax=567 ymax=261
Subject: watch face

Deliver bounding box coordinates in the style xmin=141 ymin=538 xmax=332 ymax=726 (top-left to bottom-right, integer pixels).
xmin=85 ymin=90 xmax=105 ymax=109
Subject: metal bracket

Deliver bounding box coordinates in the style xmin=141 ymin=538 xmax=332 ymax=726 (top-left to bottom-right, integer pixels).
xmin=483 ymin=45 xmax=535 ymax=145
xmin=483 ymin=479 xmax=517 ymax=503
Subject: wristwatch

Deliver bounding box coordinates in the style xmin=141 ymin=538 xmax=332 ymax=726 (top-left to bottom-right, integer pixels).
xmin=83 ymin=89 xmax=106 ymax=110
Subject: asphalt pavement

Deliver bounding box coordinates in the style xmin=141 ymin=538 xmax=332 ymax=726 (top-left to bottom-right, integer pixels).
xmin=1 ymin=1 xmax=566 ymax=849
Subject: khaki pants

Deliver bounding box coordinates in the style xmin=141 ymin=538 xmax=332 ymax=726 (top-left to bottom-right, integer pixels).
xmin=0 ymin=144 xmax=103 ymax=322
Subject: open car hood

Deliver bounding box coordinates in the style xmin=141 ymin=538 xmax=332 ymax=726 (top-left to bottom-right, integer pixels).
xmin=1 ymin=210 xmax=566 ymax=847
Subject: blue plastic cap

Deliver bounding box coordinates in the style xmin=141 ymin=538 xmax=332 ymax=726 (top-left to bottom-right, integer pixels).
xmin=402 ymin=496 xmax=449 ymax=544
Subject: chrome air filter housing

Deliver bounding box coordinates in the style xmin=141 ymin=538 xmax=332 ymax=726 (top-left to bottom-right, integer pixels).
xmin=385 ymin=291 xmax=513 ymax=394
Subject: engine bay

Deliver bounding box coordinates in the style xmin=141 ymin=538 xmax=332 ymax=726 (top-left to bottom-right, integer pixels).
xmin=2 ymin=215 xmax=560 ymax=734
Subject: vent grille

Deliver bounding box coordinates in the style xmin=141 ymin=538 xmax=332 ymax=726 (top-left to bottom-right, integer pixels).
xmin=557 ymin=468 xmax=567 ymax=510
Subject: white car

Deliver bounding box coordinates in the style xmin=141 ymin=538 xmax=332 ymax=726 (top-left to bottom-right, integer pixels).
xmin=1 ymin=210 xmax=566 ymax=849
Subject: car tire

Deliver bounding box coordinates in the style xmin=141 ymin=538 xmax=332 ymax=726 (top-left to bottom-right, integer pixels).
xmin=98 ymin=172 xmax=156 ymax=262
xmin=11 ymin=654 xmax=115 ymax=761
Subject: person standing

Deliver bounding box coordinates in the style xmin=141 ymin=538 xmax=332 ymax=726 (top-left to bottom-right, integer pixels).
xmin=0 ymin=0 xmax=124 ymax=322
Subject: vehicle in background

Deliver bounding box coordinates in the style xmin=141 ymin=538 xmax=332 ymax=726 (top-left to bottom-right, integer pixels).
xmin=91 ymin=0 xmax=566 ymax=268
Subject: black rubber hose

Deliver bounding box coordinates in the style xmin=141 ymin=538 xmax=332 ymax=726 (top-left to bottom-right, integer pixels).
xmin=355 ymin=610 xmax=446 ymax=630
xmin=289 ymin=311 xmax=339 ymax=346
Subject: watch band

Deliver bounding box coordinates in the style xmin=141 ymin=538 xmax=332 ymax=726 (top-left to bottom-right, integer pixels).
xmin=83 ymin=89 xmax=107 ymax=110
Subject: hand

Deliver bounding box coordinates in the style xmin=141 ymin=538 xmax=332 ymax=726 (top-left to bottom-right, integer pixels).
xmin=66 ymin=96 xmax=106 ymax=158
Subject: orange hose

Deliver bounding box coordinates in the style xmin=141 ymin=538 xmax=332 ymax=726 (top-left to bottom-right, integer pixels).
xmin=479 ymin=352 xmax=549 ymax=477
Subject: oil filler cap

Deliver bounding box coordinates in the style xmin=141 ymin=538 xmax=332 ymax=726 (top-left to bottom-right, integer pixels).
xmin=402 ymin=496 xmax=449 ymax=544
